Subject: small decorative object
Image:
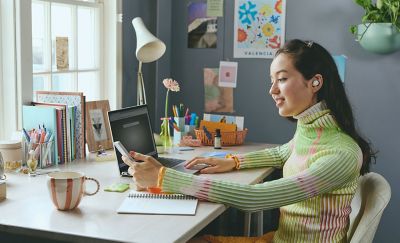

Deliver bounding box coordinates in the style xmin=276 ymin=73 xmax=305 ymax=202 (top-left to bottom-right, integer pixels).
xmin=85 ymin=100 xmax=113 ymax=152
xmin=26 ymin=150 xmax=38 ymax=176
xmin=349 ymin=0 xmax=400 ymax=54
xmin=160 ymin=78 xmax=180 ymax=152
xmin=214 ymin=129 xmax=222 ymax=149
xmin=179 ymin=136 xmax=202 ymax=147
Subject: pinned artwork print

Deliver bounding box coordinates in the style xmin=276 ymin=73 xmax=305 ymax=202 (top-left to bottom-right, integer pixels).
xmin=56 ymin=37 xmax=69 ymax=70
xmin=204 ymin=68 xmax=234 ymax=113
xmin=218 ymin=61 xmax=238 ymax=88
xmin=188 ymin=1 xmax=218 ymax=48
xmin=234 ymin=0 xmax=286 ymax=58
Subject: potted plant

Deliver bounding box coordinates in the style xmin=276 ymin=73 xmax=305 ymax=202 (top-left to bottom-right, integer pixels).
xmin=349 ymin=0 xmax=400 ymax=54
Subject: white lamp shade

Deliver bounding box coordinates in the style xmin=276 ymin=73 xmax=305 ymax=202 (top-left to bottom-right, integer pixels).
xmin=132 ymin=17 xmax=166 ymax=63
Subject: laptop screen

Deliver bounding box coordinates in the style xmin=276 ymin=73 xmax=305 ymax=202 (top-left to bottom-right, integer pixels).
xmin=108 ymin=105 xmax=158 ymax=175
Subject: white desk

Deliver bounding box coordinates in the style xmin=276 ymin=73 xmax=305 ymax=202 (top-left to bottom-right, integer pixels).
xmin=0 ymin=143 xmax=275 ymax=243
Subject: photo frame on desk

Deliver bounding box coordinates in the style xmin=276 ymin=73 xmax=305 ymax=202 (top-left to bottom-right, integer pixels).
xmin=85 ymin=100 xmax=113 ymax=152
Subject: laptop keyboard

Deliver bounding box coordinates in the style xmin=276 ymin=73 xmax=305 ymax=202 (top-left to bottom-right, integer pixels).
xmin=158 ymin=157 xmax=186 ymax=168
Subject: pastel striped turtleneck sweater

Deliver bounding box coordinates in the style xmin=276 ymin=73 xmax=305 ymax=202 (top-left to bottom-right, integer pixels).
xmin=160 ymin=102 xmax=362 ymax=242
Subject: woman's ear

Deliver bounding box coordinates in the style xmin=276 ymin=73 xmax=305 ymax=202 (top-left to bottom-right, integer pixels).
xmin=310 ymin=74 xmax=323 ymax=92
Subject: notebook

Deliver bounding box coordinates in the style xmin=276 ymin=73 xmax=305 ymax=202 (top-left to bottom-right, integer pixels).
xmin=108 ymin=105 xmax=207 ymax=176
xmin=117 ymin=191 xmax=198 ymax=215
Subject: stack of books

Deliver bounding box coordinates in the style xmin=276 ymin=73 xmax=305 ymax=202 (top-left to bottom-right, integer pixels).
xmin=22 ymin=91 xmax=86 ymax=164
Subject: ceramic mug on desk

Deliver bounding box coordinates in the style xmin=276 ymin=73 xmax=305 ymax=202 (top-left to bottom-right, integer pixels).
xmin=47 ymin=171 xmax=100 ymax=210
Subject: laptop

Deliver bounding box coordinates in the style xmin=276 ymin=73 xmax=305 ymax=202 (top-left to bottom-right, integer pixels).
xmin=108 ymin=105 xmax=203 ymax=176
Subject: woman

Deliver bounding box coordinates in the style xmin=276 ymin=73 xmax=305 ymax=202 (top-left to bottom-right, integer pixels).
xmin=122 ymin=39 xmax=375 ymax=242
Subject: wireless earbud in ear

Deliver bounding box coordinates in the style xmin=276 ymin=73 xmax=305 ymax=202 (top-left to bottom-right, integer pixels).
xmin=312 ymin=80 xmax=320 ymax=87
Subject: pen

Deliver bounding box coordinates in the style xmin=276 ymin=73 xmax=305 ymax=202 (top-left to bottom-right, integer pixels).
xmin=44 ymin=130 xmax=52 ymax=143
xmin=172 ymin=105 xmax=177 ymax=117
xmin=40 ymin=130 xmax=46 ymax=143
xmin=171 ymin=119 xmax=180 ymax=132
xmin=179 ymin=104 xmax=184 ymax=117
xmin=174 ymin=105 xmax=178 ymax=117
xmin=190 ymin=113 xmax=197 ymax=125
xmin=22 ymin=128 xmax=30 ymax=142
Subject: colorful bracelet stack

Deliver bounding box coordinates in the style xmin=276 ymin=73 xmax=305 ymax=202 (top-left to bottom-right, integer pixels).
xmin=225 ymin=154 xmax=240 ymax=170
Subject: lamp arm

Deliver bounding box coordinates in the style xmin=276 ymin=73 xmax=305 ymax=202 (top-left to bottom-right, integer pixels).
xmin=137 ymin=61 xmax=147 ymax=105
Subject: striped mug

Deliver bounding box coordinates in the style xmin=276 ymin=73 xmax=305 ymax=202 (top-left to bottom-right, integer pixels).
xmin=47 ymin=171 xmax=100 ymax=210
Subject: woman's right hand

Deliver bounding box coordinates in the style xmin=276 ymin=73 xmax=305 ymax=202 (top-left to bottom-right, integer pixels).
xmin=185 ymin=157 xmax=236 ymax=174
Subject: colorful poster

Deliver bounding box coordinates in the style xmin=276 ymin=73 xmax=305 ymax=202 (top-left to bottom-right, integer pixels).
xmin=204 ymin=68 xmax=234 ymax=113
xmin=234 ymin=0 xmax=286 ymax=58
xmin=188 ymin=1 xmax=218 ymax=48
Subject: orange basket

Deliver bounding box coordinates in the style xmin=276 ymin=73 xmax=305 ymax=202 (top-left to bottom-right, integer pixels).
xmin=195 ymin=128 xmax=248 ymax=146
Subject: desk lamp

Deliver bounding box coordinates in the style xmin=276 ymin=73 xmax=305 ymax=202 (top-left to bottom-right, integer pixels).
xmin=132 ymin=17 xmax=166 ymax=105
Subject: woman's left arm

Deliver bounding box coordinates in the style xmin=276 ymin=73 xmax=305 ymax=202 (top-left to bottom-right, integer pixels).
xmin=161 ymin=147 xmax=362 ymax=212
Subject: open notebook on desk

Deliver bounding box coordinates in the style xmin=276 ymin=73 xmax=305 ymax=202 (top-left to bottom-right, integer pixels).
xmin=117 ymin=191 xmax=198 ymax=215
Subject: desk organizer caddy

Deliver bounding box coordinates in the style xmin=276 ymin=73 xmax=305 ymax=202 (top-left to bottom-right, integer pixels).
xmin=195 ymin=129 xmax=248 ymax=146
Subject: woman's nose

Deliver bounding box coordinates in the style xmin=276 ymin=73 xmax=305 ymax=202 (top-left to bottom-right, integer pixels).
xmin=269 ymin=82 xmax=278 ymax=95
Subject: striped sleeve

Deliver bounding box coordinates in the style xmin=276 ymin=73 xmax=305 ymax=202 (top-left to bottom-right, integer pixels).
xmin=238 ymin=141 xmax=293 ymax=169
xmin=161 ymin=147 xmax=362 ymax=212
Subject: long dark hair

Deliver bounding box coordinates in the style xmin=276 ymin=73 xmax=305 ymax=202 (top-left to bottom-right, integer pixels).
xmin=275 ymin=39 xmax=375 ymax=175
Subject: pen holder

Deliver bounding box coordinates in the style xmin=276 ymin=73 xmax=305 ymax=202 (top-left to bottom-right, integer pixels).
xmin=22 ymin=138 xmax=55 ymax=171
xmin=173 ymin=131 xmax=185 ymax=145
xmin=174 ymin=117 xmax=186 ymax=132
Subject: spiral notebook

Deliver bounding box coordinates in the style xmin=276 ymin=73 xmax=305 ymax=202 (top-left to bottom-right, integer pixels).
xmin=117 ymin=191 xmax=198 ymax=215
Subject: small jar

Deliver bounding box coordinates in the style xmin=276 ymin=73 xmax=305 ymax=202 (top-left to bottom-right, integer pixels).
xmin=0 ymin=140 xmax=22 ymax=172
xmin=214 ymin=129 xmax=221 ymax=149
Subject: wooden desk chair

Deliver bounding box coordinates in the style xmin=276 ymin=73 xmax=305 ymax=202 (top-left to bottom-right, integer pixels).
xmin=347 ymin=172 xmax=391 ymax=243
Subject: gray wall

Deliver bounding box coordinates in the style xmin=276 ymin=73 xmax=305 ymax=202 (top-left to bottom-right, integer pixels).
xmin=123 ymin=0 xmax=400 ymax=241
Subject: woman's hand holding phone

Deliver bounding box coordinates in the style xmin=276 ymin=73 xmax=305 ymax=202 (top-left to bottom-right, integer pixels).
xmin=114 ymin=141 xmax=162 ymax=189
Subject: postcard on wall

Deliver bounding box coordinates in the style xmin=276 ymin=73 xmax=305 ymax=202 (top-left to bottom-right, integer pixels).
xmin=234 ymin=0 xmax=286 ymax=58
xmin=207 ymin=0 xmax=224 ymax=17
xmin=56 ymin=37 xmax=69 ymax=70
xmin=204 ymin=68 xmax=234 ymax=113
xmin=218 ymin=61 xmax=238 ymax=88
xmin=188 ymin=1 xmax=218 ymax=48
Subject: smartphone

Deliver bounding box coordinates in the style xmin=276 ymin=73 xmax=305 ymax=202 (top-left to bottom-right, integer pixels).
xmin=113 ymin=141 xmax=136 ymax=164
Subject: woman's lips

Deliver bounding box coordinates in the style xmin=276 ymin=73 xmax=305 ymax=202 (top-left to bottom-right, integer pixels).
xmin=275 ymin=98 xmax=284 ymax=106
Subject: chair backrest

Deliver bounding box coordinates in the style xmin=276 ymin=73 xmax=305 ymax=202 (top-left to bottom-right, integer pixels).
xmin=347 ymin=172 xmax=391 ymax=243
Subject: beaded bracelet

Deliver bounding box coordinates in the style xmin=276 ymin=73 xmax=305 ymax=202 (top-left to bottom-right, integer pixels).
xmin=225 ymin=154 xmax=240 ymax=170
xmin=157 ymin=167 xmax=167 ymax=188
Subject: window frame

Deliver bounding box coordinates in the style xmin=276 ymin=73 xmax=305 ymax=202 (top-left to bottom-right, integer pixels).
xmin=0 ymin=1 xmax=3 ymax=139
xmin=32 ymin=0 xmax=104 ymax=100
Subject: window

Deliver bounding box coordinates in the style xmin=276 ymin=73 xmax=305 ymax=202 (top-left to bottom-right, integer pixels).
xmin=32 ymin=0 xmax=102 ymax=101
